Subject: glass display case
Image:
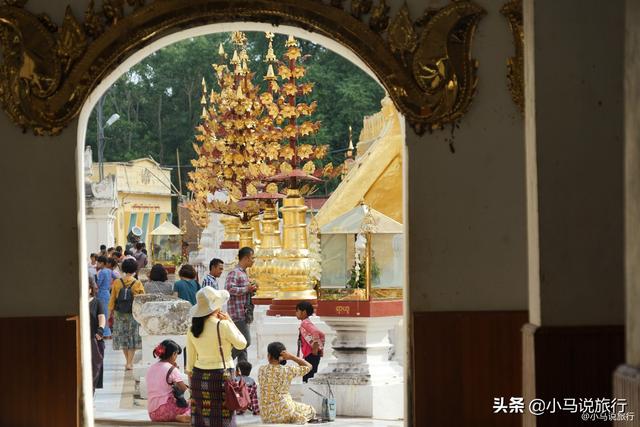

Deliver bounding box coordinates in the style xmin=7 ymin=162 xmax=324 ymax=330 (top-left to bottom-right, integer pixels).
xmin=149 ymin=221 xmax=184 ymax=270
xmin=319 ymin=204 xmax=404 ymax=301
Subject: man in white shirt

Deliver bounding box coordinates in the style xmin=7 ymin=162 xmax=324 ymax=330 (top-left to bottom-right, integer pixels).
xmin=201 ymin=258 xmax=224 ymax=289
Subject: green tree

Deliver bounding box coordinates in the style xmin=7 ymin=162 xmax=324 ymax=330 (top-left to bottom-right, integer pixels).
xmin=85 ymin=32 xmax=385 ymax=196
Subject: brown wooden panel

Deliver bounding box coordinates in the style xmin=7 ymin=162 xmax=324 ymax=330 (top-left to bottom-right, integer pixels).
xmin=0 ymin=316 xmax=79 ymax=427
xmin=413 ymin=310 xmax=528 ymax=427
xmin=524 ymin=324 xmax=624 ymax=427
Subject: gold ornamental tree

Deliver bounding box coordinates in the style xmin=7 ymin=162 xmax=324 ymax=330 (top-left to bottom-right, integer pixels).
xmin=187 ymin=32 xmax=283 ymax=246
xmin=259 ymin=34 xmax=336 ymax=312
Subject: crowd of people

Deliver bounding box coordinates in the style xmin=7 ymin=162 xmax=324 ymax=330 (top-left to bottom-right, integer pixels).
xmin=88 ymin=243 xmax=327 ymax=425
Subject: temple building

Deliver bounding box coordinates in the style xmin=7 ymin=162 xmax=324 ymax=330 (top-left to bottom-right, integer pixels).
xmin=89 ymin=157 xmax=175 ymax=247
xmin=2 ymin=1 xmax=640 ymax=427
xmin=316 ymin=96 xmax=403 ymax=226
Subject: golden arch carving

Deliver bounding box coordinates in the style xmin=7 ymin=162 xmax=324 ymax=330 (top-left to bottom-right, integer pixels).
xmin=0 ymin=0 xmax=485 ymax=136
xmin=501 ymin=0 xmax=524 ymax=114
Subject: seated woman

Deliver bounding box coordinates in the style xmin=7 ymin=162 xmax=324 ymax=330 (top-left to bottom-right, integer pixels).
xmin=258 ymin=342 xmax=316 ymax=424
xmin=145 ymin=339 xmax=190 ymax=423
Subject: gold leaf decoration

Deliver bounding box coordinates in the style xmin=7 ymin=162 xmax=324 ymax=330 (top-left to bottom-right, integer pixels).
xmin=0 ymin=0 xmax=484 ymax=136
xmin=387 ymin=3 xmax=417 ymax=64
xmin=501 ymin=0 xmax=524 ymax=114
xmin=370 ymin=0 xmax=390 ymax=33
xmin=266 ymin=183 xmax=278 ymax=193
xmin=303 ymin=160 xmax=316 ymax=174
xmin=56 ymin=6 xmax=87 ymax=72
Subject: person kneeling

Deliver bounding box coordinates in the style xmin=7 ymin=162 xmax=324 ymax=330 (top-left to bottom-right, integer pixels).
xmin=145 ymin=340 xmax=190 ymax=423
xmin=259 ymin=342 xmax=316 ymax=424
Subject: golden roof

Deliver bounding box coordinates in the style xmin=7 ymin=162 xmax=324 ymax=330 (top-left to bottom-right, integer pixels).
xmin=316 ymin=96 xmax=403 ymax=226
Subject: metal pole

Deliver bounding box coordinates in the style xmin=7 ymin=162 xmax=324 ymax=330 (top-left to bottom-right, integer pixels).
xmin=97 ymin=96 xmax=105 ymax=181
xmin=176 ymin=148 xmax=183 ymax=195
xmin=366 ymin=232 xmax=372 ymax=301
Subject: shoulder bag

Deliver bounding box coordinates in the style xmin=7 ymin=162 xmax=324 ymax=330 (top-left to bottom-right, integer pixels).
xmin=166 ymin=365 xmax=189 ymax=408
xmin=216 ymin=321 xmax=250 ymax=411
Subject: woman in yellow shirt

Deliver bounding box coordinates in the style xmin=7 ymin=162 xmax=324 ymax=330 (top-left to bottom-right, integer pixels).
xmin=108 ymin=258 xmax=145 ymax=370
xmin=187 ymin=287 xmax=247 ymax=427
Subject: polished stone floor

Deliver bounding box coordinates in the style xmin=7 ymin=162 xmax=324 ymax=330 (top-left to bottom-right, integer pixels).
xmin=94 ymin=340 xmax=403 ymax=426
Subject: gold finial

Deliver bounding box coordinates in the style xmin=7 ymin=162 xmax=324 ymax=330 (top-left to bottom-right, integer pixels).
xmin=230 ymin=50 xmax=240 ymax=65
xmin=201 ymin=106 xmax=207 ymax=119
xmin=200 ymin=93 xmax=207 ymax=105
xmin=285 ymin=34 xmax=298 ymax=47
xmin=264 ymin=32 xmax=277 ymax=63
xmin=209 ymin=88 xmax=215 ymax=104
xmin=236 ymin=85 xmax=244 ymax=99
xmin=218 ymin=43 xmax=225 ymax=57
xmin=265 ymin=31 xmax=275 ymax=41
xmin=265 ymin=63 xmax=276 ymax=81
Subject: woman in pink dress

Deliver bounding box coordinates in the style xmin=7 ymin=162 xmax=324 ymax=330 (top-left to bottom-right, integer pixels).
xmin=145 ymin=340 xmax=190 ymax=423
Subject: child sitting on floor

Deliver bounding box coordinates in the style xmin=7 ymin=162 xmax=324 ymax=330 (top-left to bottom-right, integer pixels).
xmin=236 ymin=360 xmax=260 ymax=415
xmin=145 ymin=339 xmax=190 ymax=423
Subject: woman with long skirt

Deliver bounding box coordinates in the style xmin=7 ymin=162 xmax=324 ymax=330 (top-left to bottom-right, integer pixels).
xmin=186 ymin=287 xmax=247 ymax=427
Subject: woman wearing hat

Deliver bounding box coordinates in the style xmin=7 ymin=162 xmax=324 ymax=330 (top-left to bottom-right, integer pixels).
xmin=187 ymin=287 xmax=247 ymax=427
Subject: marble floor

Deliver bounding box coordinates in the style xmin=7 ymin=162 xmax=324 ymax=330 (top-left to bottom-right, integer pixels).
xmin=94 ymin=340 xmax=403 ymax=427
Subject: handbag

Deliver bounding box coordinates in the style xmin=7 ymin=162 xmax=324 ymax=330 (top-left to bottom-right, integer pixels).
xmin=166 ymin=366 xmax=189 ymax=408
xmin=309 ymin=384 xmax=336 ymax=422
xmin=217 ymin=321 xmax=250 ymax=411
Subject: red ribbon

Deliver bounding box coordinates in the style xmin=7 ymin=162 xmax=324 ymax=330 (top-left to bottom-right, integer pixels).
xmin=154 ymin=344 xmax=165 ymax=357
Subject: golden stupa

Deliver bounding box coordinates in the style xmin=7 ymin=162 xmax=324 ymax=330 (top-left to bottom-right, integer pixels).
xmin=316 ymin=96 xmax=404 ymax=227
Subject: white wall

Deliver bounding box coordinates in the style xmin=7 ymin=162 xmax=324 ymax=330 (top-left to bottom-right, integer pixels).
xmin=525 ymin=0 xmax=625 ymax=326
xmin=407 ymin=0 xmax=527 ymax=312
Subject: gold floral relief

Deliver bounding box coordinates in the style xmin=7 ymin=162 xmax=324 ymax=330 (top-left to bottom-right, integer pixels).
xmin=0 ymin=0 xmax=485 ymax=136
xmin=501 ymin=0 xmax=524 ymax=114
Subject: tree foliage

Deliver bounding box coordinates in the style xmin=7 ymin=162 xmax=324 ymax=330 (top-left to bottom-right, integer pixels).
xmin=85 ymin=32 xmax=386 ymax=196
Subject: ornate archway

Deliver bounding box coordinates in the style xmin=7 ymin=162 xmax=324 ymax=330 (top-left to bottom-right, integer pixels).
xmin=0 ymin=0 xmax=485 ymax=136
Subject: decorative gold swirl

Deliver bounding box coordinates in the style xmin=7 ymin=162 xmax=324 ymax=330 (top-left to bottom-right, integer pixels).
xmin=501 ymin=0 xmax=524 ymax=114
xmin=0 ymin=0 xmax=485 ymax=136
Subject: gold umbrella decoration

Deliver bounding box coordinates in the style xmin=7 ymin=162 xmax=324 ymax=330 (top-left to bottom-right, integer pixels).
xmin=187 ymin=32 xmax=341 ymax=308
xmin=261 ymin=34 xmax=334 ymax=306
xmin=186 ymin=31 xmax=282 ymax=246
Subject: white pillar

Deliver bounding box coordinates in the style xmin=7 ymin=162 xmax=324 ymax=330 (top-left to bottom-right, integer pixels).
xmin=297 ymin=316 xmax=403 ymax=420
xmin=85 ymin=175 xmax=118 ymax=256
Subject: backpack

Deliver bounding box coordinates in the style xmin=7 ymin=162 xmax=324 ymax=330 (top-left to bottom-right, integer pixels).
xmin=115 ymin=279 xmax=134 ymax=313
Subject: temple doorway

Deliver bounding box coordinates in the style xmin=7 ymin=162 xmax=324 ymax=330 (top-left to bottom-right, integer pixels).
xmin=78 ymin=22 xmax=408 ymax=427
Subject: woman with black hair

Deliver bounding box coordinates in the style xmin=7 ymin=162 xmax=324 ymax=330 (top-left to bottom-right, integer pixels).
xmin=258 ymin=342 xmax=316 ymax=424
xmin=187 ymin=287 xmax=247 ymax=427
xmin=145 ymin=339 xmax=190 ymax=423
xmin=108 ymin=258 xmax=145 ymax=370
xmin=173 ymin=264 xmax=200 ymax=305
xmin=145 ymin=264 xmax=174 ymax=295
